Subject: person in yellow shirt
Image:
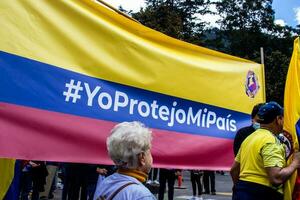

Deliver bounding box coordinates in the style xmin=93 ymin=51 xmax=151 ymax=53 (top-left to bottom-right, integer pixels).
xmin=230 ymin=101 xmax=300 ymax=200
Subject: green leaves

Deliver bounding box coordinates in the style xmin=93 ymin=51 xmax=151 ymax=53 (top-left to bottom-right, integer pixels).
xmin=127 ymin=0 xmax=298 ymax=105
xmin=132 ymin=0 xmax=211 ymax=42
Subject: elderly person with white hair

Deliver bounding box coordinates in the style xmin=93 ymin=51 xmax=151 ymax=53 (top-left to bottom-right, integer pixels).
xmin=95 ymin=121 xmax=156 ymax=200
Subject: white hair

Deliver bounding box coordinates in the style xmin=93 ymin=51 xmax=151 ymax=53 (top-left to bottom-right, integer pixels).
xmin=107 ymin=121 xmax=152 ymax=169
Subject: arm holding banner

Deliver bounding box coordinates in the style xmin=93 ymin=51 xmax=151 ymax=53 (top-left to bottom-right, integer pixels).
xmin=266 ymin=152 xmax=300 ymax=186
xmin=231 ymin=146 xmax=300 ymax=188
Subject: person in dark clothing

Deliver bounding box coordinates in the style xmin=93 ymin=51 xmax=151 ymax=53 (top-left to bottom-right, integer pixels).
xmin=31 ymin=161 xmax=48 ymax=200
xmin=61 ymin=163 xmax=115 ymax=200
xmin=190 ymin=170 xmax=203 ymax=197
xmin=62 ymin=163 xmax=89 ymax=200
xmin=86 ymin=165 xmax=111 ymax=199
xmin=233 ymin=103 xmax=264 ymax=156
xmin=40 ymin=162 xmax=59 ymax=199
xmin=158 ymin=168 xmax=180 ymax=200
xmin=86 ymin=165 xmax=102 ymax=199
xmin=203 ymin=170 xmax=215 ymax=195
xmin=19 ymin=161 xmax=33 ymax=200
xmin=61 ymin=163 xmax=69 ymax=200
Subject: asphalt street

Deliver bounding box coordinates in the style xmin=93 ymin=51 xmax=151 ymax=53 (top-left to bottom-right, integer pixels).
xmin=172 ymin=171 xmax=232 ymax=200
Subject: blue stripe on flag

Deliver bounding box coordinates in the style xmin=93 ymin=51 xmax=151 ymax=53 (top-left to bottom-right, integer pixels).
xmin=0 ymin=51 xmax=250 ymax=139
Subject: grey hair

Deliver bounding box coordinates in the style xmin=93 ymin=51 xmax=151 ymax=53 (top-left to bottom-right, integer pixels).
xmin=107 ymin=121 xmax=152 ymax=169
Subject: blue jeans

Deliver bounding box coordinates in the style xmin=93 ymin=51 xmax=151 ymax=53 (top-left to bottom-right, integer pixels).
xmin=233 ymin=180 xmax=283 ymax=200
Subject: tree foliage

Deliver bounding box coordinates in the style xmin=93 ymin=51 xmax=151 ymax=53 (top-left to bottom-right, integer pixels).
xmin=216 ymin=0 xmax=274 ymax=31
xmin=132 ymin=0 xmax=211 ymax=43
xmin=128 ymin=0 xmax=299 ymax=105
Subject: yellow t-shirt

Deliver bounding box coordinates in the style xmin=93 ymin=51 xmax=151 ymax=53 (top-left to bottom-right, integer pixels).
xmin=235 ymin=128 xmax=286 ymax=193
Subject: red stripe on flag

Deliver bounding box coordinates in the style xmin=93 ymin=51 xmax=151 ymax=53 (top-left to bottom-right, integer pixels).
xmin=0 ymin=102 xmax=113 ymax=164
xmin=0 ymin=102 xmax=233 ymax=169
xmin=152 ymin=130 xmax=233 ymax=170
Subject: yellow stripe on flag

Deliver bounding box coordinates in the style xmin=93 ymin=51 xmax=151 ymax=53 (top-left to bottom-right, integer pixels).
xmin=283 ymin=37 xmax=300 ymax=200
xmin=0 ymin=0 xmax=264 ymax=114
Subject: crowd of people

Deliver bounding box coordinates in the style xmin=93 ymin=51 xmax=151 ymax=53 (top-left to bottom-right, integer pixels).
xmin=5 ymin=100 xmax=295 ymax=200
xmin=231 ymin=101 xmax=300 ymax=200
xmin=16 ymin=161 xmax=116 ymax=200
xmin=13 ymin=160 xmax=218 ymax=199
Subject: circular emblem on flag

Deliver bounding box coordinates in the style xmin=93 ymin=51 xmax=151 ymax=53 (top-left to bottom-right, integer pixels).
xmin=278 ymin=131 xmax=294 ymax=159
xmin=245 ymin=70 xmax=260 ymax=98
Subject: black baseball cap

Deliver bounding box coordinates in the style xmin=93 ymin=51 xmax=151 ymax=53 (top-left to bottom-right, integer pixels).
xmin=257 ymin=101 xmax=283 ymax=124
xmin=251 ymin=103 xmax=264 ymax=119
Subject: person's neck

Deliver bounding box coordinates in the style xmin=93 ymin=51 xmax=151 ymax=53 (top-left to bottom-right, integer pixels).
xmin=118 ymin=168 xmax=148 ymax=183
xmin=260 ymin=126 xmax=278 ymax=135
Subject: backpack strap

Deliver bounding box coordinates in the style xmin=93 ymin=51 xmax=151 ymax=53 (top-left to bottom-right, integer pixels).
xmin=98 ymin=182 xmax=137 ymax=200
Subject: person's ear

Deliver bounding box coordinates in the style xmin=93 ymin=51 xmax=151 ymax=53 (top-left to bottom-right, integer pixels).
xmin=275 ymin=116 xmax=279 ymax=123
xmin=276 ymin=116 xmax=284 ymax=126
xmin=138 ymin=152 xmax=146 ymax=167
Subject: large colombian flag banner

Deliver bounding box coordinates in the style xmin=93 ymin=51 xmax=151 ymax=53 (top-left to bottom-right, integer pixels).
xmin=284 ymin=37 xmax=300 ymax=200
xmin=0 ymin=0 xmax=265 ymax=170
